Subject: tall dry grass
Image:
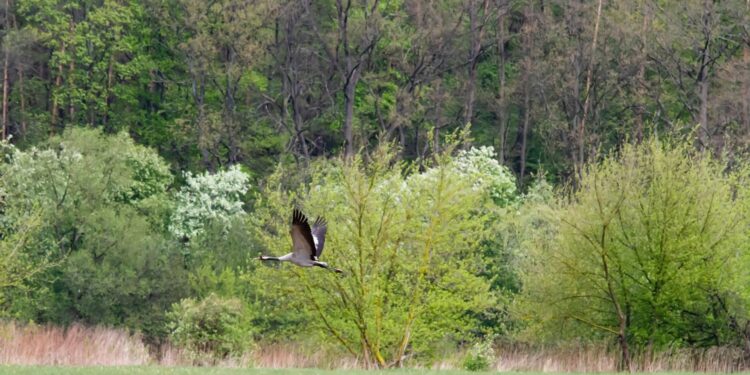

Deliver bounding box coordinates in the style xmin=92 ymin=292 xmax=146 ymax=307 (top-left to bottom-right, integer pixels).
xmin=156 ymin=343 xmax=253 ymax=367
xmin=491 ymin=343 xmax=748 ymax=372
xmin=251 ymin=343 xmax=360 ymax=369
xmin=1 ymin=320 xmax=748 ymax=371
xmin=249 ymin=342 xmax=750 ymax=372
xmin=0 ymin=321 xmax=149 ymax=365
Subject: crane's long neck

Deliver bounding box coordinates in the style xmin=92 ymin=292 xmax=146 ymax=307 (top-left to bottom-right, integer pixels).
xmin=259 ymin=255 xmax=280 ymax=261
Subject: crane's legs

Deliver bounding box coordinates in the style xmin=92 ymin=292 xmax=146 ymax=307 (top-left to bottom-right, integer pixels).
xmin=313 ymin=261 xmax=343 ymax=274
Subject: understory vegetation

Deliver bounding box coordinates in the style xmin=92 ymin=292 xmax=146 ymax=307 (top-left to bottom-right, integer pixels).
xmin=2 ymin=128 xmax=750 ymax=371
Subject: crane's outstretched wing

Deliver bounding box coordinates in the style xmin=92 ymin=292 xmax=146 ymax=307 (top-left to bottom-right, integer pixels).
xmin=311 ymin=216 xmax=327 ymax=259
xmin=290 ymin=209 xmax=316 ymax=260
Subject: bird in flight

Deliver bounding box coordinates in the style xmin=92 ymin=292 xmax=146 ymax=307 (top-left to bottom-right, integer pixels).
xmin=259 ymin=208 xmax=343 ymax=273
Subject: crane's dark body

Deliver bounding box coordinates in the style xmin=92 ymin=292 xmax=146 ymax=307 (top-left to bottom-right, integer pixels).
xmin=259 ymin=209 xmax=342 ymax=273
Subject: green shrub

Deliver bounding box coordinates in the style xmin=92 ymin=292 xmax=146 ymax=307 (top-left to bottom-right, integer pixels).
xmin=0 ymin=128 xmax=186 ymax=336
xmin=462 ymin=337 xmax=496 ymax=371
xmin=167 ymin=293 xmax=252 ymax=364
xmin=517 ymin=138 xmax=750 ymax=369
xmin=247 ymin=142 xmax=497 ymax=367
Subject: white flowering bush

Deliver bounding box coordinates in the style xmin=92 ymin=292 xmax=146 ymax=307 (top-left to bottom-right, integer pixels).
xmin=170 ymin=165 xmax=250 ymax=240
xmin=2 ymin=146 xmax=83 ymax=212
xmin=2 ymin=130 xmax=172 ymax=209
xmin=412 ymin=146 xmax=518 ymax=207
xmin=453 ymin=146 xmax=517 ymax=206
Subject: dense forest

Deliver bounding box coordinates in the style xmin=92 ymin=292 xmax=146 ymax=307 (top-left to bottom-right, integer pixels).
xmin=1 ymin=0 xmax=748 ymax=181
xmin=1 ymin=0 xmax=750 ymax=371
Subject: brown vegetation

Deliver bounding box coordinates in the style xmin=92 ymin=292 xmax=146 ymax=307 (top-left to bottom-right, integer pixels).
xmin=492 ymin=343 xmax=748 ymax=373
xmin=0 ymin=321 xmax=149 ymax=366
xmin=1 ymin=321 xmax=747 ymax=371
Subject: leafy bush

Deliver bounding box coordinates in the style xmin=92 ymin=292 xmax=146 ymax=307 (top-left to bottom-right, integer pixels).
xmin=167 ymin=293 xmax=252 ymax=363
xmin=462 ymin=337 xmax=496 ymax=371
xmin=517 ymin=138 xmax=750 ymax=368
xmin=0 ymin=213 xmax=48 ymax=305
xmin=0 ymin=128 xmax=187 ymax=336
xmin=247 ymin=143 xmax=496 ymax=367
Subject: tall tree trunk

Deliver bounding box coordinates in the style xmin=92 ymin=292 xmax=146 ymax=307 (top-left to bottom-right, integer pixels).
xmin=286 ymin=33 xmax=311 ymax=161
xmin=520 ymin=78 xmax=530 ymax=185
xmin=2 ymin=45 xmax=8 ymax=141
xmin=343 ymin=67 xmax=357 ymax=158
xmin=51 ymin=41 xmax=66 ymax=134
xmin=18 ymin=67 xmax=25 ymax=137
xmin=292 ymin=100 xmax=310 ymax=160
xmin=744 ymin=0 xmax=750 ymax=132
xmin=519 ymin=2 xmax=533 ymax=185
xmin=618 ymin=323 xmax=632 ymax=372
xmin=634 ymin=0 xmax=650 ymax=143
xmin=697 ymin=0 xmax=712 ymax=149
xmin=464 ymin=0 xmax=489 ymax=130
xmin=433 ymin=81 xmax=445 ymax=154
xmin=567 ymin=1 xmax=582 ymax=177
xmin=496 ymin=2 xmax=507 ymax=164
xmin=277 ymin=14 xmax=310 ymax=163
xmin=577 ymin=0 xmax=603 ymax=171
xmin=338 ymin=0 xmax=356 ymax=159
xmin=598 ymin=224 xmax=632 ymax=372
xmin=192 ymin=72 xmax=212 ymax=171
xmin=67 ymin=19 xmax=76 ymax=123
xmin=103 ymin=56 xmax=114 ymax=128
xmin=1 ymin=0 xmax=10 ymax=141
xmin=224 ymin=47 xmax=241 ymax=165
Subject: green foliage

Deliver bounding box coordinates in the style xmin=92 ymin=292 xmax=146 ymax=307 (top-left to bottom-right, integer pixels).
xmin=167 ymin=293 xmax=253 ymax=364
xmin=247 ymin=143 xmax=496 ymax=367
xmin=0 ymin=128 xmax=187 ymax=337
xmin=462 ymin=337 xmax=495 ymax=372
xmin=517 ymin=138 xmax=750 ymax=351
xmin=0 ymin=212 xmax=49 ymax=306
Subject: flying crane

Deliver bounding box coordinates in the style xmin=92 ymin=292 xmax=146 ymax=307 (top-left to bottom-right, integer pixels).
xmin=259 ymin=209 xmax=343 ymax=274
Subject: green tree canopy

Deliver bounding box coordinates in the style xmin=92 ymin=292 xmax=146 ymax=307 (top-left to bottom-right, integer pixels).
xmin=517 ymin=139 xmax=750 ymax=370
xmin=246 ymin=143 xmax=502 ymax=367
xmin=0 ymin=128 xmax=187 ymax=336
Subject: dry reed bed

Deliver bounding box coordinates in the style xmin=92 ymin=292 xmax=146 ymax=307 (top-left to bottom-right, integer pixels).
xmin=0 ymin=322 xmax=149 ymax=366
xmin=251 ymin=343 xmax=361 ymax=369
xmin=493 ymin=343 xmax=748 ymax=372
xmin=0 ymin=321 xmax=747 ymax=371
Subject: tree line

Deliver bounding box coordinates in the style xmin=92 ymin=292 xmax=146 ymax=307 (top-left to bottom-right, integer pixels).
xmin=2 ymin=128 xmax=750 ymax=370
xmin=1 ymin=0 xmax=748 ymax=184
